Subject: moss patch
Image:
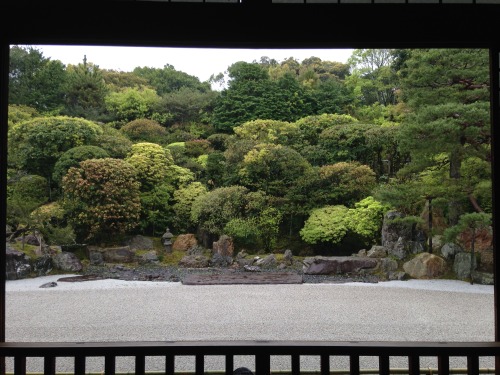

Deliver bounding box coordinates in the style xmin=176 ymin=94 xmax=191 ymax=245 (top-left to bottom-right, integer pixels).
xmin=10 ymin=242 xmax=39 ymax=259
xmin=160 ymin=250 xmax=188 ymax=266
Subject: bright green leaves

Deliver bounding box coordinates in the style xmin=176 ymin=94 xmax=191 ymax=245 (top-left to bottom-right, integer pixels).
xmin=9 ymin=116 xmax=103 ymax=179
xmin=125 ymin=142 xmax=174 ymax=189
xmin=300 ymin=197 xmax=389 ymax=247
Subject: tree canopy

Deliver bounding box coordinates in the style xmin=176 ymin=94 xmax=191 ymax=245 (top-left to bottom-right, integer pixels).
xmin=7 ymin=46 xmax=491 ymax=254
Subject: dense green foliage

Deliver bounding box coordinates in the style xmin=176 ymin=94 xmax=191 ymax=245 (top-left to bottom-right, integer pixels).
xmin=62 ymin=158 xmax=141 ymax=243
xmin=63 ymin=60 xmax=109 ymax=121
xmin=9 ymin=46 xmax=67 ymax=113
xmin=121 ymin=119 xmax=167 ymax=143
xmin=125 ymin=142 xmax=174 ymax=189
xmin=52 ymin=145 xmax=110 ymax=185
xmin=239 ymin=144 xmax=312 ymax=197
xmin=7 ymin=46 xmax=492 ymax=253
xmin=7 ymin=174 xmax=49 ymax=204
xmin=8 ymin=116 xmax=103 ymax=181
xmin=300 ymin=196 xmax=389 ymax=249
xmin=378 ymin=48 xmax=491 ymax=227
xmin=191 ymin=185 xmax=251 ymax=237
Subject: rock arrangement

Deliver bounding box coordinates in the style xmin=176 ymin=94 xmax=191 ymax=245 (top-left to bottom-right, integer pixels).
xmin=4 ymin=210 xmax=494 ymax=285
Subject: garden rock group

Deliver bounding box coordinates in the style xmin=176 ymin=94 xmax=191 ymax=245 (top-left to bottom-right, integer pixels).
xmin=5 ymin=210 xmax=494 ymax=285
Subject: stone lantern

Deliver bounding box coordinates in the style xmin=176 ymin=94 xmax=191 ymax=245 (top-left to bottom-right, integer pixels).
xmin=162 ymin=227 xmax=173 ymax=253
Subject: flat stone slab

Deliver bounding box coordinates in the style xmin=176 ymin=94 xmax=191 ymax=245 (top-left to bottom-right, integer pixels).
xmin=182 ymin=272 xmax=303 ymax=285
xmin=57 ymin=275 xmax=107 ymax=282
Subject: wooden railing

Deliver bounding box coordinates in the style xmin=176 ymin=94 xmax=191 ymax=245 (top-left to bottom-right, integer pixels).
xmin=0 ymin=340 xmax=499 ymax=375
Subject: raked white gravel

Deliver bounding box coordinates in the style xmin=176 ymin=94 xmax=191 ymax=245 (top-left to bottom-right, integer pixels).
xmin=4 ymin=275 xmax=495 ymax=373
xmin=6 ymin=274 xmax=494 ymax=293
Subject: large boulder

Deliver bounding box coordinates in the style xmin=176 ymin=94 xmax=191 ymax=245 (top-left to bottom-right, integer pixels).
xmin=378 ymin=258 xmax=399 ymax=273
xmin=440 ymin=243 xmax=463 ymax=260
xmin=187 ymin=245 xmax=205 ymax=256
xmin=212 ymin=235 xmax=234 ymax=257
xmin=283 ymin=249 xmax=294 ymax=266
xmin=5 ymin=243 xmax=32 ymax=280
xmin=235 ymin=251 xmax=253 ymax=267
xmin=89 ymin=251 xmax=104 ymax=265
xmin=381 ymin=211 xmax=426 ymax=259
xmin=374 ymin=257 xmax=401 ymax=281
xmin=453 ymin=252 xmax=478 ymax=280
xmin=458 ymin=227 xmax=493 ymax=253
xmin=403 ymin=253 xmax=447 ymax=279
xmin=210 ymin=253 xmax=233 ymax=268
xmin=88 ymin=246 xmax=136 ymax=263
xmin=32 ymin=254 xmax=53 ymax=276
xmin=53 ymin=251 xmax=83 ymax=272
xmin=478 ymin=248 xmax=494 ymax=273
xmin=367 ymin=246 xmax=388 ymax=258
xmin=178 ymin=255 xmax=210 ymax=268
xmin=15 ymin=234 xmax=40 ymax=246
xmin=431 ymin=235 xmax=444 ymax=253
xmin=255 ymin=254 xmax=277 ymax=269
xmin=303 ymin=256 xmax=378 ymax=275
xmin=140 ymin=251 xmax=159 ymax=264
xmin=127 ymin=235 xmax=153 ymax=250
xmin=173 ymin=234 xmax=198 ymax=251
xmin=472 ymin=271 xmax=494 ymax=285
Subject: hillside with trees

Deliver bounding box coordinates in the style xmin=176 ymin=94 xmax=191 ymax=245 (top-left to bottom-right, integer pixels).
xmin=6 ymin=45 xmax=492 ymax=262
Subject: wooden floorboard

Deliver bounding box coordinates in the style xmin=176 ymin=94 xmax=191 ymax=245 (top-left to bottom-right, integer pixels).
xmin=182 ymin=272 xmax=303 ymax=285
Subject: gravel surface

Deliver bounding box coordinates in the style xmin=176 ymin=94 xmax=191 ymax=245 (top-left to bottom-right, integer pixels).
xmin=5 ymin=272 xmax=495 ymax=373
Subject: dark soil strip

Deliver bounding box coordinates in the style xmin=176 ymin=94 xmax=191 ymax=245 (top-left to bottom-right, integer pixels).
xmin=57 ymin=275 xmax=107 ymax=282
xmin=182 ymin=272 xmax=303 ymax=285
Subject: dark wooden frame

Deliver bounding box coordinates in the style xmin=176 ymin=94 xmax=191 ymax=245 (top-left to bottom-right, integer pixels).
xmin=1 ymin=1 xmax=499 ymax=373
xmin=2 ymin=340 xmax=500 ymax=375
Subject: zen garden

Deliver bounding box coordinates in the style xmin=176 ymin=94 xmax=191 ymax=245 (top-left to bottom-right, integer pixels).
xmin=5 ymin=46 xmax=494 ymax=285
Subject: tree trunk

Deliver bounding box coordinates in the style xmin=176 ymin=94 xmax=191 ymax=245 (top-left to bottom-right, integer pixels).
xmin=470 ymin=227 xmax=475 ymax=285
xmin=448 ymin=148 xmax=462 ymax=226
xmin=468 ymin=193 xmax=484 ymax=213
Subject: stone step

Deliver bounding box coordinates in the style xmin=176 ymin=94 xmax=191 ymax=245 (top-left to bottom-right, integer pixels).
xmin=182 ymin=272 xmax=303 ymax=285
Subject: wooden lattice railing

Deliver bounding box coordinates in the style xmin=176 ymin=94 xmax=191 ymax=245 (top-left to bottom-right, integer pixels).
xmin=0 ymin=340 xmax=499 ymax=375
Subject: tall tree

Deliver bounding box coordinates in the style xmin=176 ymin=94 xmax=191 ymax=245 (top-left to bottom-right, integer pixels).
xmin=105 ymin=87 xmax=161 ymax=123
xmin=62 ymin=57 xmax=109 ymax=121
xmin=7 ymin=104 xmax=39 ymax=130
xmin=213 ymin=62 xmax=314 ymax=132
xmin=133 ymin=65 xmax=211 ymax=96
xmin=172 ymin=181 xmax=208 ymax=233
xmin=212 ymin=62 xmax=274 ymax=132
xmin=318 ymin=122 xmax=381 ymax=167
xmin=347 ymin=49 xmax=399 ymax=106
xmin=443 ymin=212 xmax=492 ymax=284
xmin=102 ymin=69 xmax=149 ymax=90
xmin=286 ymin=162 xmax=377 ymax=215
xmin=124 ymin=142 xmax=180 ymax=235
xmin=397 ymin=48 xmax=490 ymax=224
xmin=157 ymin=86 xmax=218 ymax=126
xmin=308 ymin=78 xmax=354 ymax=115
xmin=9 ymin=45 xmax=67 ymax=113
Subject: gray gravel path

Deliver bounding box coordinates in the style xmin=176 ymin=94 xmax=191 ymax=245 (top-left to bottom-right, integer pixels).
xmin=5 ymin=276 xmax=495 ymax=373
